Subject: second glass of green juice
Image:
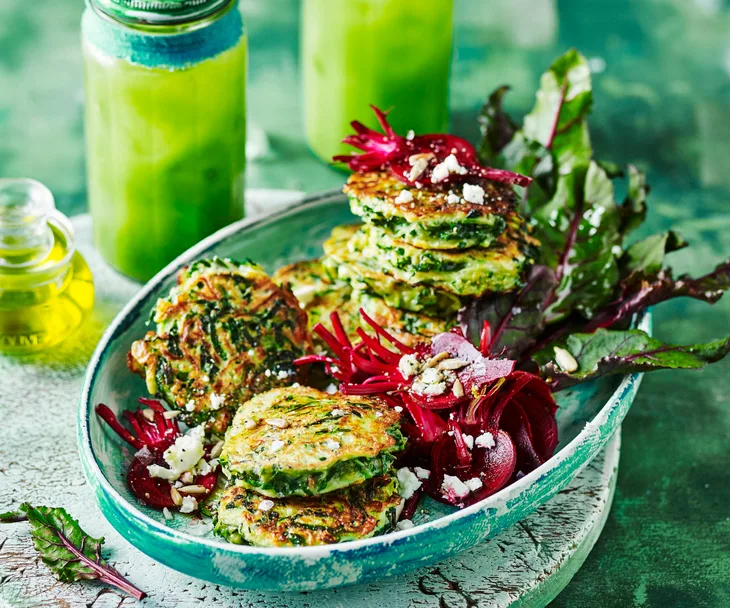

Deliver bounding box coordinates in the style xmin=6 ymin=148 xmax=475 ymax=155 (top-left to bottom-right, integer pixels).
xmin=302 ymin=0 xmax=454 ymax=163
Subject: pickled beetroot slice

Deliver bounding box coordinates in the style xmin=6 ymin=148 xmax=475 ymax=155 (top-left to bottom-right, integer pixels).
xmin=95 ymin=401 xmax=218 ymax=511
xmin=333 ymin=105 xmax=531 ymax=188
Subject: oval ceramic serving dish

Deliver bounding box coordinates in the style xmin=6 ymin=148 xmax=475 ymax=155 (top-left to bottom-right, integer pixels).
xmin=78 ymin=190 xmax=648 ymax=592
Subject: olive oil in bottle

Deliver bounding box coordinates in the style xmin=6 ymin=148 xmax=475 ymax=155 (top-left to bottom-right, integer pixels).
xmin=0 ymin=179 xmax=94 ymax=354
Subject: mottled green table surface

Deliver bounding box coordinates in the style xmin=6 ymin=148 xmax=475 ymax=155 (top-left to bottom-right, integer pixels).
xmin=2 ymin=0 xmax=730 ymax=606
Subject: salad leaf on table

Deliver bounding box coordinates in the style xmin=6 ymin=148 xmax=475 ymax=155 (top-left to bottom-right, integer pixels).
xmin=0 ymin=503 xmax=146 ymax=600
xmin=532 ymin=330 xmax=730 ymax=391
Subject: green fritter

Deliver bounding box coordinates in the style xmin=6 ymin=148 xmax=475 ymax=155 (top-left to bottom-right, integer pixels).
xmin=356 ymin=290 xmax=456 ymax=343
xmin=349 ymin=224 xmax=538 ymax=297
xmin=215 ymin=474 xmax=403 ymax=547
xmin=323 ymin=225 xmax=462 ymax=316
xmin=345 ymin=170 xmax=520 ymax=250
xmin=128 ymin=257 xmax=312 ymax=433
xmin=220 ymin=386 xmax=406 ymax=497
xmin=273 ymin=258 xmax=358 ymax=332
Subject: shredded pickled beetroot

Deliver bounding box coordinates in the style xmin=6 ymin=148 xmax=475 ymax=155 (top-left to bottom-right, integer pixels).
xmin=333 ymin=105 xmax=532 ymax=188
xmin=95 ymin=400 xmax=219 ymax=511
xmin=295 ymin=310 xmax=557 ymax=509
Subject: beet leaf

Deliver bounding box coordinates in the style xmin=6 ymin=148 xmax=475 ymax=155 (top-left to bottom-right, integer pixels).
xmin=532 ymin=329 xmax=730 ymax=390
xmin=2 ymin=503 xmax=146 ymax=600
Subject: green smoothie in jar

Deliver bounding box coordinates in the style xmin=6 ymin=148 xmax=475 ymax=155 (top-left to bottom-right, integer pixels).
xmin=82 ymin=0 xmax=247 ymax=282
xmin=302 ymin=0 xmax=454 ymax=163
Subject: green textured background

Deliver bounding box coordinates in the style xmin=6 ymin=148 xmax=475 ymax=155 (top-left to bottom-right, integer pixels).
xmin=1 ymin=0 xmax=730 ymax=605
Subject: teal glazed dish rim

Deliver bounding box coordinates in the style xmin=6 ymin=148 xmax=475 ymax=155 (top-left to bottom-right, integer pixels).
xmin=78 ymin=189 xmax=647 ymax=591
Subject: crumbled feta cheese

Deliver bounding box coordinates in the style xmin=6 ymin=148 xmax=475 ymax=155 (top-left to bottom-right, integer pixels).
xmin=277 ymin=370 xmax=289 ymax=380
xmin=179 ymin=496 xmax=198 ymax=514
xmin=179 ymin=471 xmax=194 ymax=485
xmin=247 ymin=349 xmax=255 ymax=357
xmin=397 ymin=467 xmax=422 ymax=500
xmin=462 ymin=183 xmax=485 ymax=205
xmin=194 ymin=459 xmax=212 ymax=476
xmin=292 ymin=382 xmax=301 ymax=388
xmin=412 ymin=366 xmax=447 ymax=396
xmin=201 ymin=376 xmax=210 ymax=383
xmin=394 ymin=406 xmax=403 ymax=413
xmin=324 ymin=439 xmax=341 ymax=451
xmin=431 ymin=154 xmax=467 ymax=183
xmin=396 ymin=519 xmax=415 ymax=531
xmin=264 ymin=369 xmax=272 ymax=377
xmin=162 ymin=507 xmax=173 ymax=521
xmin=441 ymin=475 xmax=470 ymax=500
xmin=446 ymin=191 xmax=461 ymax=204
xmin=330 ymin=409 xmax=348 ymax=417
xmin=375 ymin=411 xmax=383 ymax=418
xmin=395 ymin=189 xmax=414 ymax=204
xmin=464 ymin=477 xmax=483 ymax=492
xmin=406 ymin=129 xmax=415 ymax=140
xmin=185 ymin=400 xmax=196 ymax=412
xmin=398 ymin=353 xmax=420 ymax=379
xmin=258 ymin=499 xmax=275 ymax=512
xmin=414 ymin=467 xmax=431 ymax=480
xmin=148 ymin=427 xmax=206 ymax=481
xmin=325 ymin=383 xmax=338 ymax=395
xmin=209 ymin=393 xmax=225 ymax=411
xmin=462 ymin=434 xmax=474 ymax=450
xmin=475 ymin=431 xmax=496 ymax=449
xmin=269 ymin=439 xmax=285 ymax=453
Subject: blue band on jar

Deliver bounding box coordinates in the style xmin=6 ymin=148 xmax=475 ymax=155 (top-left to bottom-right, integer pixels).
xmin=82 ymin=3 xmax=243 ymax=69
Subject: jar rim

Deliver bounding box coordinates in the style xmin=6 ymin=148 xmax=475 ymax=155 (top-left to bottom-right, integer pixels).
xmin=87 ymin=0 xmax=234 ymax=30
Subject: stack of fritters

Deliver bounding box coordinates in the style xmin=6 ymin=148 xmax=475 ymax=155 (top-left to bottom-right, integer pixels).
xmin=215 ymin=386 xmax=406 ymax=547
xmin=275 ymin=171 xmax=538 ymax=346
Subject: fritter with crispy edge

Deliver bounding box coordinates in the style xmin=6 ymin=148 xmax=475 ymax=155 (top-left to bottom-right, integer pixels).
xmin=128 ymin=257 xmax=312 ymax=433
xmin=220 ymin=386 xmax=406 ymax=497
xmin=274 ymin=256 xmax=451 ymax=348
xmin=347 ymin=223 xmax=538 ymax=297
xmin=345 ymin=170 xmax=520 ymax=250
xmin=215 ymin=474 xmax=403 ymax=547
xmin=323 ymin=225 xmax=462 ymax=316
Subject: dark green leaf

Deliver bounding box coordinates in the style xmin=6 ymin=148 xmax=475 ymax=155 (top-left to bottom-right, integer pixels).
xmin=18 ymin=504 xmax=145 ymax=599
xmin=533 ymin=329 xmax=730 ymax=390
xmin=477 ymin=85 xmax=518 ymax=162
xmin=523 ymin=48 xmax=593 ymax=175
xmin=586 ymin=259 xmax=730 ymax=332
xmin=621 ymin=231 xmax=687 ymax=277
xmin=535 ymin=161 xmax=621 ymax=322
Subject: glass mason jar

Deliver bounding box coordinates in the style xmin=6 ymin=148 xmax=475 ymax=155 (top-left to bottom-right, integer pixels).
xmin=302 ymin=0 xmax=454 ymax=164
xmin=82 ymin=0 xmax=247 ymax=282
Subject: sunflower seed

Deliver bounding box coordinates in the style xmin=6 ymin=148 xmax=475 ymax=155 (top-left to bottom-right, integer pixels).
xmin=438 ymin=358 xmax=469 ymax=371
xmin=452 ymin=378 xmax=465 ymax=398
xmin=163 ymin=410 xmax=181 ymax=419
xmin=178 ymin=484 xmax=207 ymax=495
xmin=170 ymin=487 xmax=183 ymax=506
xmin=141 ymin=408 xmax=155 ymax=422
xmin=265 ymin=418 xmax=289 ymax=429
xmin=424 ymin=352 xmax=450 ymax=369
xmin=209 ymin=440 xmax=224 ymax=459
xmin=554 ymin=346 xmax=579 ymax=373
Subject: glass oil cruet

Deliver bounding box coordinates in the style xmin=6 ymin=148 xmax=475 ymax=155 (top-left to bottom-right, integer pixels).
xmin=0 ymin=179 xmax=95 ymax=354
